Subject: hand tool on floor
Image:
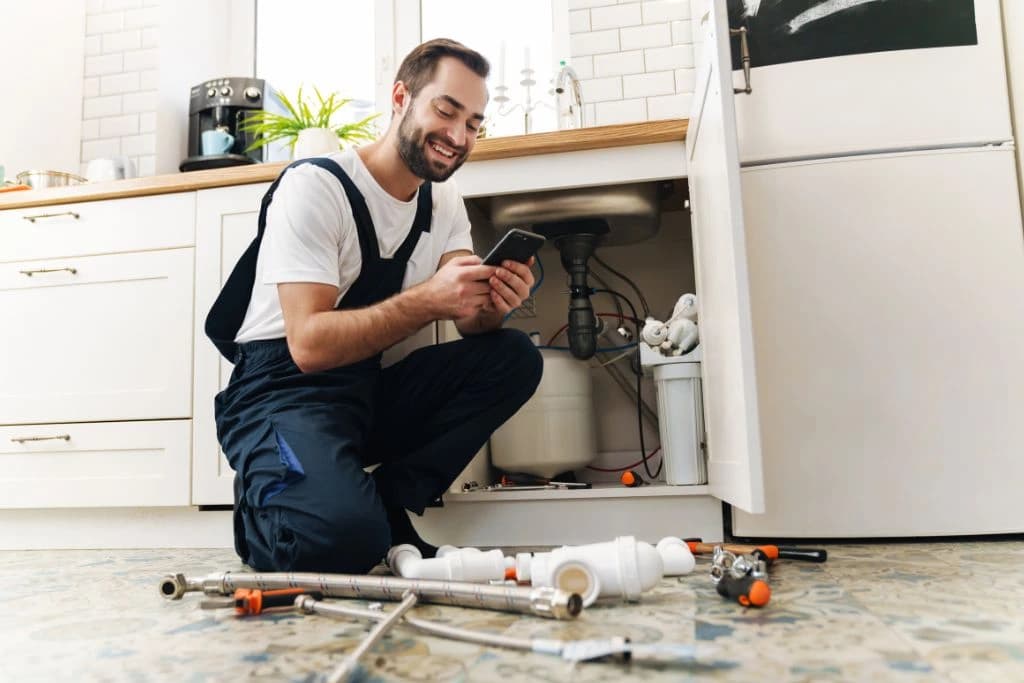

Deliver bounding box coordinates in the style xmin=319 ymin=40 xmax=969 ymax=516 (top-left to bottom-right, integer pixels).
xmin=715 ymin=573 xmax=772 ymax=607
xmin=159 ymin=570 xmax=582 ymax=619
xmin=199 ymin=587 xmax=323 ymax=615
xmin=685 ymin=539 xmax=827 ymax=563
xmin=709 ymin=546 xmax=771 ymax=608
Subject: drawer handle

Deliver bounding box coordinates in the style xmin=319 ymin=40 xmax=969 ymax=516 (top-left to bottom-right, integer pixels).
xmin=11 ymin=434 xmax=71 ymax=444
xmin=22 ymin=211 xmax=81 ymax=223
xmin=19 ymin=267 xmax=78 ymax=277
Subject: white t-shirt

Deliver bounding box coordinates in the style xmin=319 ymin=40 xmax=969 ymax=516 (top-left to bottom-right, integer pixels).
xmin=234 ymin=148 xmax=473 ymax=346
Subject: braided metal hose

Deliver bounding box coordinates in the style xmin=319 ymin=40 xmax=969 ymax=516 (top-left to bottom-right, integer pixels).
xmin=159 ymin=571 xmax=582 ymax=620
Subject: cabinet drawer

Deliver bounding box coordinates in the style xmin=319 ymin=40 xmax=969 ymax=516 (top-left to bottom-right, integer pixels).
xmin=0 ymin=420 xmax=190 ymax=508
xmin=0 ymin=248 xmax=194 ymax=424
xmin=0 ymin=193 xmax=195 ymax=263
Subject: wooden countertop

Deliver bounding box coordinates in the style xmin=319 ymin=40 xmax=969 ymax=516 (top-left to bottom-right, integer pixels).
xmin=0 ymin=120 xmax=686 ymax=210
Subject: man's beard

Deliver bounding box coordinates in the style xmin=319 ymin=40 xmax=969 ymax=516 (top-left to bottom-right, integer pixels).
xmin=396 ymin=113 xmax=466 ymax=182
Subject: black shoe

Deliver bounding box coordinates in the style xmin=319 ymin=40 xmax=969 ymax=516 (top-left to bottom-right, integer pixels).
xmin=386 ymin=505 xmax=438 ymax=559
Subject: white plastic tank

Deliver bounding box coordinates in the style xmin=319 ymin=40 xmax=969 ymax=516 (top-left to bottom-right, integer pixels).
xmin=490 ymin=343 xmax=596 ymax=478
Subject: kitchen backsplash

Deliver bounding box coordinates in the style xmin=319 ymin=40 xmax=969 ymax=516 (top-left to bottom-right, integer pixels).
xmin=80 ymin=0 xmax=160 ymax=178
xmin=569 ymin=0 xmax=694 ymax=126
xmin=75 ymin=0 xmax=693 ymax=176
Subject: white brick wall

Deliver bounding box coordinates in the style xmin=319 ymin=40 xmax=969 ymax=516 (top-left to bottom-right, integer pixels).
xmin=81 ymin=0 xmax=159 ymax=178
xmin=570 ymin=0 xmax=694 ymax=124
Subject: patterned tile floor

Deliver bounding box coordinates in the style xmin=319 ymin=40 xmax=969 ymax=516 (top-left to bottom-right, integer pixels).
xmin=1 ymin=541 xmax=1022 ymax=682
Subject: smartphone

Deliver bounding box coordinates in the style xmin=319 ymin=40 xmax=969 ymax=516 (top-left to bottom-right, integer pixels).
xmin=482 ymin=228 xmax=546 ymax=267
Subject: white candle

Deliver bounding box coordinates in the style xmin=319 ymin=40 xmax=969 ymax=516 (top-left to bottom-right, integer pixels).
xmin=524 ymin=46 xmax=531 ymax=70
xmin=499 ymin=41 xmax=506 ymax=87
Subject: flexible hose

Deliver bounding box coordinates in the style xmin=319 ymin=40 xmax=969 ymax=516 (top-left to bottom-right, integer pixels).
xmin=159 ymin=571 xmax=582 ymax=620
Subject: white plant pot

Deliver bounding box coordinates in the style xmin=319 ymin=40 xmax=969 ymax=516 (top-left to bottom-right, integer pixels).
xmin=292 ymin=127 xmax=339 ymax=159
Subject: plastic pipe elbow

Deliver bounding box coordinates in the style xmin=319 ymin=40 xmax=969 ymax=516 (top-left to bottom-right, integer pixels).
xmin=387 ymin=544 xmax=506 ymax=582
xmin=656 ymin=537 xmax=696 ymax=575
xmin=641 ymin=317 xmax=669 ymax=346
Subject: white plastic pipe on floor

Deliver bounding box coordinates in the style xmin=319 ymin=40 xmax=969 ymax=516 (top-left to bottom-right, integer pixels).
xmin=386 ymin=544 xmax=507 ymax=583
xmin=387 ymin=536 xmax=695 ymax=607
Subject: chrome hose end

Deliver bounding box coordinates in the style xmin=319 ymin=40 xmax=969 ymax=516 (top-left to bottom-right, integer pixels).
xmin=531 ymin=587 xmax=583 ymax=620
xmin=159 ymin=574 xmax=190 ymax=600
xmin=294 ymin=594 xmax=316 ymax=613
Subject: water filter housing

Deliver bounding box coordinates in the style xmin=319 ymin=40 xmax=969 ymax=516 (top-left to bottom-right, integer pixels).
xmin=491 ymin=349 xmax=596 ymax=478
xmin=640 ymin=344 xmax=707 ymax=485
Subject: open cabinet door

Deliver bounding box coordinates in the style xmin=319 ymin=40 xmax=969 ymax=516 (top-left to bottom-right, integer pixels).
xmin=687 ymin=0 xmax=765 ymax=513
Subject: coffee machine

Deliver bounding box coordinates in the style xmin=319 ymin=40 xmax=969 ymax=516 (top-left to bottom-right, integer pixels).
xmin=179 ymin=77 xmax=279 ymax=172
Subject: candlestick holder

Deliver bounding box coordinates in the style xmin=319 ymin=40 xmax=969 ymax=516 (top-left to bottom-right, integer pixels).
xmin=493 ymin=68 xmax=553 ymax=135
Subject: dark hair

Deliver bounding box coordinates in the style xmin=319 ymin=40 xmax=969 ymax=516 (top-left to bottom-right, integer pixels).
xmin=394 ymin=38 xmax=489 ymax=97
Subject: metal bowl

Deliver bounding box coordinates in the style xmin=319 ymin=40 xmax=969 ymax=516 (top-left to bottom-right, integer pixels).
xmin=16 ymin=170 xmax=89 ymax=189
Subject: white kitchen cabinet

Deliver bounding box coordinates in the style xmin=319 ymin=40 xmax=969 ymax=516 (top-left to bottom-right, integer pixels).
xmin=694 ymin=0 xmax=1024 ymax=539
xmin=0 ymin=193 xmax=196 ymax=263
xmin=732 ymin=146 xmax=1024 ymax=537
xmin=730 ymin=0 xmax=1012 ymax=163
xmin=0 ymin=420 xmax=191 ymax=509
xmin=192 ymin=182 xmax=271 ymax=505
xmin=0 ymin=248 xmax=195 ymax=425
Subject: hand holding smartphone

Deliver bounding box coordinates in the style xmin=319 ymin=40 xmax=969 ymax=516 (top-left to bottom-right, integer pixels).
xmin=482 ymin=228 xmax=546 ymax=267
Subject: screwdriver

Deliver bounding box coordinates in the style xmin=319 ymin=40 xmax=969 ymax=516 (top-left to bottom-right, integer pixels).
xmin=716 ymin=573 xmax=771 ymax=607
xmin=685 ymin=540 xmax=827 ymax=563
xmin=200 ymin=587 xmax=323 ymax=616
xmin=620 ymin=470 xmax=646 ymax=487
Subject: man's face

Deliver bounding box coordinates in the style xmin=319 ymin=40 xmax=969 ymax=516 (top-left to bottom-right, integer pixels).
xmin=396 ymin=57 xmax=488 ymax=182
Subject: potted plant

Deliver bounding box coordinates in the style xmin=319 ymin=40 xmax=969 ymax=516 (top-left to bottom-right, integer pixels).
xmin=239 ymin=85 xmax=380 ymax=159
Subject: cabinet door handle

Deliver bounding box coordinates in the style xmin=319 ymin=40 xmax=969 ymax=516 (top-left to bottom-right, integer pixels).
xmin=730 ymin=26 xmax=752 ymax=94
xmin=21 ymin=211 xmax=81 ymax=223
xmin=19 ymin=267 xmax=78 ymax=277
xmin=11 ymin=434 xmax=71 ymax=444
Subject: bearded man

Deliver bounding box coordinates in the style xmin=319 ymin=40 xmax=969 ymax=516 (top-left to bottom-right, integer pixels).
xmin=206 ymin=39 xmax=541 ymax=573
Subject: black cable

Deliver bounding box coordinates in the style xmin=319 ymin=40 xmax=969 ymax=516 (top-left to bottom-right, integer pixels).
xmin=636 ymin=346 xmax=661 ymax=479
xmin=591 ymin=288 xmax=639 ymax=327
xmin=592 ymin=254 xmax=651 ymax=319
xmin=589 ymin=271 xmax=624 ymax=329
xmin=592 ymin=287 xmax=661 ymax=479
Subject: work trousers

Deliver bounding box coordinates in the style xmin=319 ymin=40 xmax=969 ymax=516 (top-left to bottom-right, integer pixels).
xmin=216 ymin=328 xmax=542 ymax=573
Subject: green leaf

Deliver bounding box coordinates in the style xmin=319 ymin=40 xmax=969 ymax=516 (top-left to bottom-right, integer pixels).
xmin=237 ymin=84 xmax=381 ymax=151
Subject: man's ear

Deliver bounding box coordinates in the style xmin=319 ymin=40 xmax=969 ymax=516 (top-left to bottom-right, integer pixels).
xmin=392 ymin=81 xmax=411 ymax=117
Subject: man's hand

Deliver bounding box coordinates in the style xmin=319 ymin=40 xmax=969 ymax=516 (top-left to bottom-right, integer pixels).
xmin=420 ymin=254 xmax=496 ymax=320
xmin=487 ymin=256 xmax=536 ymax=317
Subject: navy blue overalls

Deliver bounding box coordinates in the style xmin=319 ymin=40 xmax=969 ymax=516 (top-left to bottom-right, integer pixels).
xmin=206 ymin=157 xmax=542 ymax=573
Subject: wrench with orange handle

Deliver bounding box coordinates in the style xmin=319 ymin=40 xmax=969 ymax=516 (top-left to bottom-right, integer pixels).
xmin=686 ymin=540 xmax=827 ymax=563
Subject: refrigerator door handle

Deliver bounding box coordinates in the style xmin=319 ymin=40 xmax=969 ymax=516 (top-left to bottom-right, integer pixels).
xmin=731 ymin=26 xmax=752 ymax=95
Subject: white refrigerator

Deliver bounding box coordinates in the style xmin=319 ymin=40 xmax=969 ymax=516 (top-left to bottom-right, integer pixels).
xmin=704 ymin=0 xmax=1024 ymax=537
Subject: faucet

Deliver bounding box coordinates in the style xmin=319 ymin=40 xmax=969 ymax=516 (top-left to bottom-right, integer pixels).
xmin=555 ymin=61 xmax=584 ymax=130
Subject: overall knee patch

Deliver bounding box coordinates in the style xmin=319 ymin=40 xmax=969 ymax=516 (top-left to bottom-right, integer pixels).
xmin=258 ymin=427 xmax=308 ymax=506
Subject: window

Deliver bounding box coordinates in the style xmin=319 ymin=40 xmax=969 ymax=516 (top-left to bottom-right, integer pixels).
xmin=420 ymin=0 xmax=567 ymax=137
xmin=255 ymin=1 xmax=379 ymax=129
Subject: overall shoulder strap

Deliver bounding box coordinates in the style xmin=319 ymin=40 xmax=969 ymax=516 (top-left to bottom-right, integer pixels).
xmin=203 ymin=156 xmax=374 ymax=361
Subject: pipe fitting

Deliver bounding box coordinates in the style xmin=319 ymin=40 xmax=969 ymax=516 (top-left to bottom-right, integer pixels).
xmin=387 ymin=544 xmax=506 ymax=583
xmin=518 ymin=536 xmax=663 ymax=603
xmin=656 ymin=537 xmax=696 ymax=576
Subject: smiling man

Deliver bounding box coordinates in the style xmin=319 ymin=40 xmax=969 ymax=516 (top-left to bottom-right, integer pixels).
xmin=206 ymin=39 xmax=542 ymax=574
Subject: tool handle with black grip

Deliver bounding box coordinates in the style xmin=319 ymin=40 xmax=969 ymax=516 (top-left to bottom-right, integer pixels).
xmin=234 ymin=588 xmax=324 ymax=615
xmin=775 ymin=546 xmax=827 ymax=562
xmin=716 ymin=574 xmax=771 ymax=607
